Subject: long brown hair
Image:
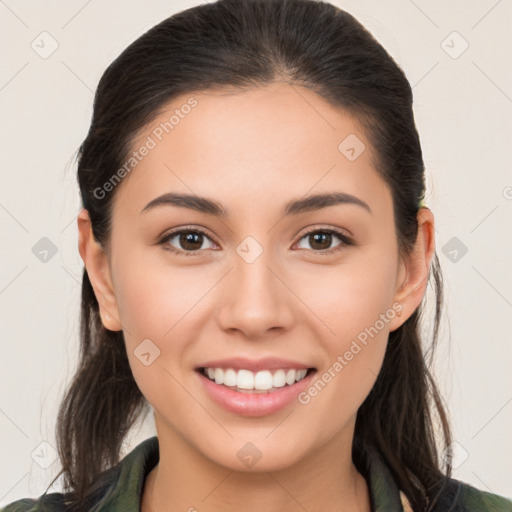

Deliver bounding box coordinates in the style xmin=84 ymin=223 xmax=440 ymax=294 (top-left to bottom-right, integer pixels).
xmin=45 ymin=0 xmax=453 ymax=509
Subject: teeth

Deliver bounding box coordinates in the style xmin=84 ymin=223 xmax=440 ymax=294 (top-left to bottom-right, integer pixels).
xmin=224 ymin=368 xmax=237 ymax=387
xmin=214 ymin=368 xmax=224 ymax=385
xmin=202 ymin=367 xmax=310 ymax=390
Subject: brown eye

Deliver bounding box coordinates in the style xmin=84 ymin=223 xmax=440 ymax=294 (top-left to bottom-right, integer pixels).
xmin=158 ymin=228 xmax=216 ymax=256
xmin=307 ymin=232 xmax=333 ymax=250
xmin=177 ymin=232 xmax=204 ymax=251
xmin=295 ymin=228 xmax=353 ymax=254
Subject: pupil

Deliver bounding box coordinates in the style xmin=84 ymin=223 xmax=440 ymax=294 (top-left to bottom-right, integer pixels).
xmin=311 ymin=232 xmax=331 ymax=250
xmin=181 ymin=232 xmax=202 ymax=250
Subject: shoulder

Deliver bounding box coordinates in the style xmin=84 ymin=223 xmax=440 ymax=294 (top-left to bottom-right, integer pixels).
xmin=1 ymin=493 xmax=67 ymax=512
xmin=434 ymin=477 xmax=512 ymax=512
xmin=458 ymin=480 xmax=512 ymax=512
xmin=1 ymin=436 xmax=159 ymax=512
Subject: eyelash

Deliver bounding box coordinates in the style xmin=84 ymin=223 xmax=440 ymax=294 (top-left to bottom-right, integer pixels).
xmin=157 ymin=226 xmax=354 ymax=257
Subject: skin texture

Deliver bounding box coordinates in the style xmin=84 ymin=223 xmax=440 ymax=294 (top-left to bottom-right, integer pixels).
xmin=77 ymin=81 xmax=435 ymax=512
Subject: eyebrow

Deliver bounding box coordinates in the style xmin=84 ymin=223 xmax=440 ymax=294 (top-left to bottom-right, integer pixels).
xmin=140 ymin=191 xmax=372 ymax=217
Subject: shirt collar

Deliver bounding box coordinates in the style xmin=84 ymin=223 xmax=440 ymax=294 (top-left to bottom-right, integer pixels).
xmin=96 ymin=436 xmax=407 ymax=511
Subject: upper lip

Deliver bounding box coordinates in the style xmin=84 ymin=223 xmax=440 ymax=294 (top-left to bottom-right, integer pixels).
xmin=195 ymin=357 xmax=315 ymax=372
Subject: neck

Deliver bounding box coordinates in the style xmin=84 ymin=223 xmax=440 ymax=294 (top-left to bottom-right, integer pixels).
xmin=142 ymin=421 xmax=371 ymax=512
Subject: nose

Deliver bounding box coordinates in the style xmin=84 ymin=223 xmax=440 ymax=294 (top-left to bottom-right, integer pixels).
xmin=217 ymin=248 xmax=295 ymax=340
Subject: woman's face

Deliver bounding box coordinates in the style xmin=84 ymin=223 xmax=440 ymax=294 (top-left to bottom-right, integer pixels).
xmin=87 ymin=81 xmax=424 ymax=471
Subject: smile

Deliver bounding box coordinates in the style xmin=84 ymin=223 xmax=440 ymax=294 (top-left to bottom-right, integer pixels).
xmin=195 ymin=365 xmax=317 ymax=417
xmin=199 ymin=367 xmax=312 ymax=393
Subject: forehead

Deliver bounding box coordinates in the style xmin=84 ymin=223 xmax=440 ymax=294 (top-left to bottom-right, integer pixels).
xmin=111 ymin=82 xmax=389 ymax=219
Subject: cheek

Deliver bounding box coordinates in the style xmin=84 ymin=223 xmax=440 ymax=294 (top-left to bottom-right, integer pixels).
xmin=111 ymin=252 xmax=216 ymax=404
xmin=113 ymin=248 xmax=210 ymax=342
xmin=297 ymin=296 xmax=391 ymax=440
xmin=295 ymin=246 xmax=399 ymax=348
xmin=293 ymin=247 xmax=397 ymax=413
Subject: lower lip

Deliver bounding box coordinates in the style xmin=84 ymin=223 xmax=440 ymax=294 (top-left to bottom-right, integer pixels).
xmin=196 ymin=369 xmax=317 ymax=417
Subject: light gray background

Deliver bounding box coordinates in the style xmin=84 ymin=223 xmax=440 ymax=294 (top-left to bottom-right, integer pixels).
xmin=1 ymin=0 xmax=511 ymax=505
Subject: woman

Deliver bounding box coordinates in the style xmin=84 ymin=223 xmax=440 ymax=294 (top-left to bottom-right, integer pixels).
xmin=3 ymin=0 xmax=511 ymax=510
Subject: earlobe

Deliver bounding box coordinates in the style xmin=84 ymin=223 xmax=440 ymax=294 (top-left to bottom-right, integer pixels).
xmin=77 ymin=208 xmax=123 ymax=332
xmin=388 ymin=207 xmax=436 ymax=332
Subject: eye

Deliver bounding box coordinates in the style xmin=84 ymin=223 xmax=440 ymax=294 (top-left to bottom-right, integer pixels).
xmin=158 ymin=227 xmax=217 ymax=256
xmin=157 ymin=225 xmax=353 ymax=257
xmin=294 ymin=227 xmax=353 ymax=255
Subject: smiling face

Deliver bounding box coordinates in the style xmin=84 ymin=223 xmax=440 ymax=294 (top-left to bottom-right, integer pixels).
xmin=79 ymin=81 xmax=432 ymax=474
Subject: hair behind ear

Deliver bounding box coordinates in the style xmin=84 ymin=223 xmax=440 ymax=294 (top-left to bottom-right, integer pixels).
xmin=46 ymin=270 xmax=148 ymax=505
xmin=355 ymin=253 xmax=451 ymax=510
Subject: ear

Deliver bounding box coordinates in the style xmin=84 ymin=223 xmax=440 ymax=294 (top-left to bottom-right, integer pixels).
xmin=77 ymin=208 xmax=122 ymax=331
xmin=388 ymin=207 xmax=436 ymax=332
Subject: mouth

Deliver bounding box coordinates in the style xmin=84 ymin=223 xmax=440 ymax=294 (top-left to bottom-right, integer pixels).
xmin=194 ymin=363 xmax=318 ymax=417
xmin=196 ymin=366 xmax=317 ymax=394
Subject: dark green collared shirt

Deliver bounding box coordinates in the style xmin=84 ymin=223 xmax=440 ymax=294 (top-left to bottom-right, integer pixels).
xmin=2 ymin=436 xmax=511 ymax=511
